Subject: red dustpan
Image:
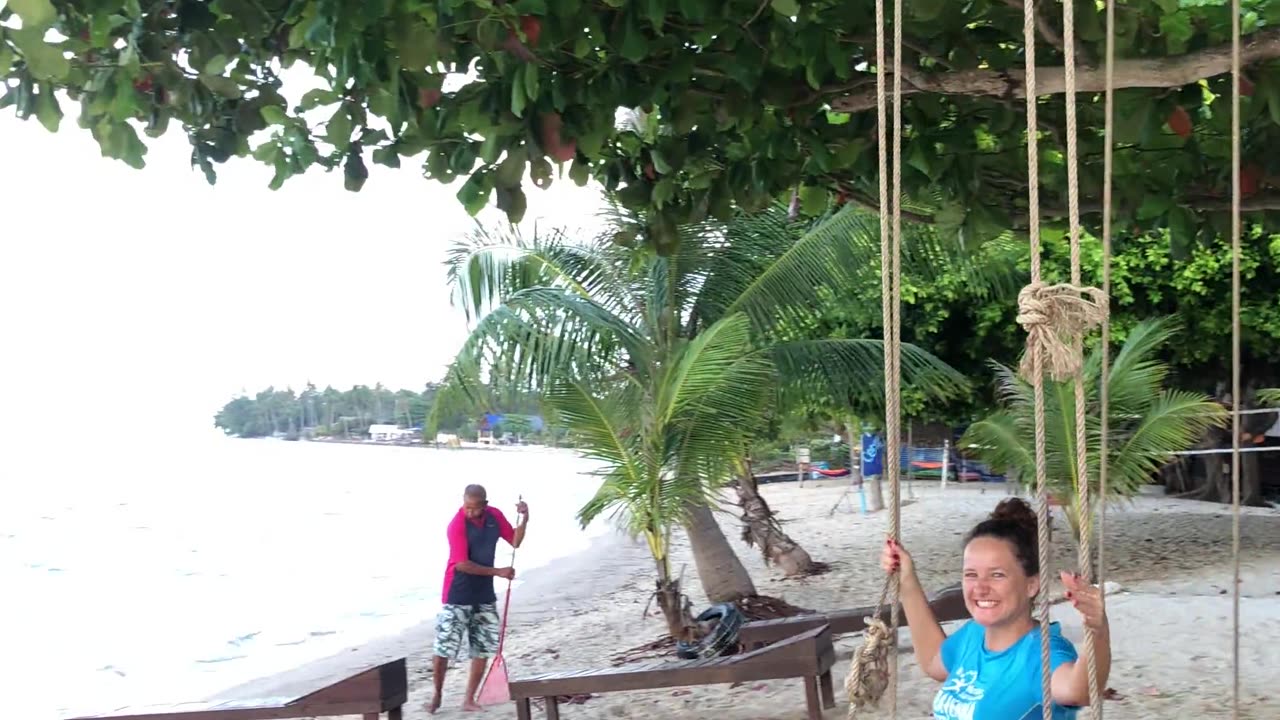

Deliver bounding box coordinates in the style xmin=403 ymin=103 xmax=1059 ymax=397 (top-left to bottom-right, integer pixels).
xmin=477 ymin=569 xmax=514 ymax=704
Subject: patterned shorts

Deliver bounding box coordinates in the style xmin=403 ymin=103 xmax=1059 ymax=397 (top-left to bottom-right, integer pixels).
xmin=434 ymin=603 xmax=501 ymax=659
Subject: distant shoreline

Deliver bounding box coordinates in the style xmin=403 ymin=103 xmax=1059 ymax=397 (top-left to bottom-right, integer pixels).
xmin=255 ymin=434 xmax=568 ymax=453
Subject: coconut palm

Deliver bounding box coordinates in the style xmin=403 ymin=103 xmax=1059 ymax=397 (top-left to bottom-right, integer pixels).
xmin=960 ymin=317 xmax=1229 ymax=539
xmin=435 ymin=202 xmax=995 ymax=638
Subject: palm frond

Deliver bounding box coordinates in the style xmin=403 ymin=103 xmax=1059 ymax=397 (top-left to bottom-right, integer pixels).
xmin=445 ymin=221 xmax=634 ymax=324
xmin=440 ymin=288 xmax=649 ymax=411
xmin=770 ymin=339 xmax=970 ymax=414
xmin=666 ymin=325 xmax=776 ymax=496
xmin=962 ymin=317 xmax=1225 ymax=513
xmin=695 ymin=203 xmax=1021 ymax=335
xmin=1108 ymin=390 xmax=1229 ymax=494
xmin=957 ymin=412 xmax=1033 ymax=476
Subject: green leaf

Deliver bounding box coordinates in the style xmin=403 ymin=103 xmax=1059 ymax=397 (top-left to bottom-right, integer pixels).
xmin=1158 ymin=12 xmax=1192 ymax=54
xmin=0 ymin=46 xmax=14 ymax=76
xmin=457 ymin=170 xmax=493 ymax=215
xmin=652 ymin=178 xmax=676 ymax=207
xmin=496 ymin=184 xmax=528 ymax=223
xmin=1137 ymin=192 xmax=1173 ymax=220
xmin=11 ymin=29 xmax=70 ymax=81
xmin=10 ymin=0 xmax=57 ymax=30
xmin=372 ymin=145 xmax=402 ymax=168
xmin=523 ymin=64 xmax=540 ymax=101
xmin=645 ymin=0 xmax=665 ymax=30
xmin=326 ymin=105 xmax=354 ymax=149
xmin=799 ymin=185 xmax=828 ymax=215
xmin=200 ymin=74 xmax=243 ymax=99
xmin=394 ymin=22 xmax=439 ymax=71
xmin=260 ymin=105 xmax=288 ymax=124
xmin=770 ymin=0 xmax=799 ymax=16
xmin=204 ymin=54 xmax=231 ymax=75
xmin=34 ymin=86 xmax=61 ymax=132
xmin=299 ymin=88 xmax=339 ymax=110
xmin=343 ymin=149 xmax=368 ymax=192
xmin=620 ymin=16 xmax=648 ymax=62
xmin=569 ymin=157 xmax=591 ymax=186
xmin=511 ymin=70 xmax=528 ymax=117
xmin=497 ymin=146 xmax=527 ymax=187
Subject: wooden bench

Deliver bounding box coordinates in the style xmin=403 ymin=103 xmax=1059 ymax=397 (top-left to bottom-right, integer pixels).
xmin=737 ymin=583 xmax=969 ymax=650
xmin=510 ymin=624 xmax=837 ymax=720
xmin=64 ymin=658 xmax=407 ymax=720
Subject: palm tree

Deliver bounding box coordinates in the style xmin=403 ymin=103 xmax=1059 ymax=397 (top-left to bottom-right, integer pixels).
xmin=435 ymin=202 xmax=987 ymax=637
xmin=960 ymin=317 xmax=1229 ymax=539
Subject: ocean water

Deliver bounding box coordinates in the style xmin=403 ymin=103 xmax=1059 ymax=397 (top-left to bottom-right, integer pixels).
xmin=0 ymin=436 xmax=609 ymax=720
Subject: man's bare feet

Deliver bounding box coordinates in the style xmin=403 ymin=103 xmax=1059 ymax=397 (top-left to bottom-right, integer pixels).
xmin=461 ymin=698 xmax=484 ymax=712
xmin=426 ymin=693 xmax=442 ymax=715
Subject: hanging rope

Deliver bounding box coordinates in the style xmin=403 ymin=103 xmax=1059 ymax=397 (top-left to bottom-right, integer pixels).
xmin=1097 ymin=0 xmax=1117 ymax=714
xmin=1059 ymin=0 xmax=1106 ymax=713
xmin=844 ymin=0 xmax=903 ymax=711
xmin=1014 ymin=0 xmax=1055 ymax=717
xmin=1229 ymin=0 xmax=1243 ymax=715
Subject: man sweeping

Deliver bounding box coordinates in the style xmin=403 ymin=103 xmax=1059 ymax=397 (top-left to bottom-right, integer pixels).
xmin=429 ymin=484 xmax=528 ymax=714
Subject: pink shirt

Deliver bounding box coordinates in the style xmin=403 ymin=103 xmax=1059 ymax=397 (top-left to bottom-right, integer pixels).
xmin=441 ymin=506 xmax=515 ymax=604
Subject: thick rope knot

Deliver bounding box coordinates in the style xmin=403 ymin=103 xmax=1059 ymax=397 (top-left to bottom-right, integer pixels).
xmin=844 ymin=616 xmax=892 ymax=718
xmin=1016 ymin=281 xmax=1109 ymax=382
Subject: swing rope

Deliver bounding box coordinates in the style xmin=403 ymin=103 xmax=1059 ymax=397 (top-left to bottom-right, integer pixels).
xmin=1060 ymin=0 xmax=1106 ymax=712
xmin=1229 ymin=0 xmax=1243 ymax=714
xmin=843 ymin=0 xmax=903 ymax=711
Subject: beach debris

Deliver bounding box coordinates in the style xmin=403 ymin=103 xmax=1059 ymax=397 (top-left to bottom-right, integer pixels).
xmin=609 ymin=635 xmax=676 ymax=666
xmin=735 ymin=594 xmax=814 ymax=621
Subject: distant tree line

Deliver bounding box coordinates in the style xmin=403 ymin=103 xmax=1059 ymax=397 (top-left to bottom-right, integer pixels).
xmin=213 ymin=382 xmax=552 ymax=442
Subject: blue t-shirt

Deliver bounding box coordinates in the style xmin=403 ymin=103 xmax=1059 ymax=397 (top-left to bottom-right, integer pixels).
xmin=933 ymin=620 xmax=1079 ymax=720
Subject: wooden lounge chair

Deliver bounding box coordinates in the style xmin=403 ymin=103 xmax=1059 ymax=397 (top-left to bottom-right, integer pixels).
xmin=510 ymin=624 xmax=837 ymax=720
xmin=737 ymin=583 xmax=969 ymax=650
xmin=64 ymin=658 xmax=407 ymax=720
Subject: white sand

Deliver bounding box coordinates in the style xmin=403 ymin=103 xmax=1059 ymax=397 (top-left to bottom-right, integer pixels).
xmin=309 ymin=481 xmax=1280 ymax=719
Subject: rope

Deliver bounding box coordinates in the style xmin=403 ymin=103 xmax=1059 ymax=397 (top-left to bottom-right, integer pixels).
xmin=1229 ymin=0 xmax=1243 ymax=713
xmin=1060 ymin=0 xmax=1104 ymax=713
xmin=1015 ymin=282 xmax=1107 ymax=384
xmin=1097 ymin=0 xmax=1116 ymax=714
xmin=844 ymin=0 xmax=902 ymax=711
xmin=887 ymin=0 xmax=905 ymax=711
xmin=1016 ymin=0 xmax=1053 ymax=716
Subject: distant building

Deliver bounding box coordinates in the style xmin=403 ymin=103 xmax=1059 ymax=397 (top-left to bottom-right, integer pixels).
xmin=369 ymin=424 xmax=414 ymax=441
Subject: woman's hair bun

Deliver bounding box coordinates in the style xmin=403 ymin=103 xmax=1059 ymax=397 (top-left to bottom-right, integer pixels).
xmin=989 ymin=497 xmax=1038 ymax=533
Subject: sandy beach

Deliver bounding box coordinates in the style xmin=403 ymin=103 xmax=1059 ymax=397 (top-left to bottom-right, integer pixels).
xmin=236 ymin=479 xmax=1280 ymax=719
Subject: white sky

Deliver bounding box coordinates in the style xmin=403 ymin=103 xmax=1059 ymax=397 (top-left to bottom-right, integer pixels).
xmin=0 ymin=91 xmax=607 ymax=440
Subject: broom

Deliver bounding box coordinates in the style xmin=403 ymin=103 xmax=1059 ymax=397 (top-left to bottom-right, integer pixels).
xmin=476 ymin=495 xmax=523 ymax=706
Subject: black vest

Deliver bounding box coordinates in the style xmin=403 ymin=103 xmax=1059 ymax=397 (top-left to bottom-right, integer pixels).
xmin=446 ymin=512 xmax=501 ymax=605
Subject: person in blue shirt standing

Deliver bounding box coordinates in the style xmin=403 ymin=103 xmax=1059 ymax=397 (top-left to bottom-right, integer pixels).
xmin=883 ymin=497 xmax=1112 ymax=719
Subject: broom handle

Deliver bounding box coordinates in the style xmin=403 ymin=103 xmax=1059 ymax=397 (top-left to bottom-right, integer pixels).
xmin=492 ymin=494 xmax=523 ymax=657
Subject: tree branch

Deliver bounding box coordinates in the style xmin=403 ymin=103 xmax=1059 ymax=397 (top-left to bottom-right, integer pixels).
xmin=829 ymin=27 xmax=1280 ymax=112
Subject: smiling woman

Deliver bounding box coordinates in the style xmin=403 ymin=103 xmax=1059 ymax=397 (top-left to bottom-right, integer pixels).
xmin=882 ymin=498 xmax=1113 ymax=719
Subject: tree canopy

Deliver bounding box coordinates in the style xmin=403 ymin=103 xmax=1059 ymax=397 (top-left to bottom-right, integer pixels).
xmin=3 ymin=0 xmax=1277 ymax=252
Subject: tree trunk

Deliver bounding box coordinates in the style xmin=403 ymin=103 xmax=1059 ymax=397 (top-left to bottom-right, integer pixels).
xmin=734 ymin=463 xmax=817 ymax=576
xmin=866 ymin=475 xmax=885 ymax=512
xmin=653 ymin=576 xmax=696 ymax=642
xmin=684 ymin=502 xmax=757 ymax=603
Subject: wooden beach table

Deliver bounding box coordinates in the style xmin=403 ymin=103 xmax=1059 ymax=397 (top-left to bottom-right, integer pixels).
xmin=65 ymin=657 xmax=407 ymax=720
xmin=736 ymin=583 xmax=969 ymax=650
xmin=509 ymin=624 xmax=837 ymax=720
